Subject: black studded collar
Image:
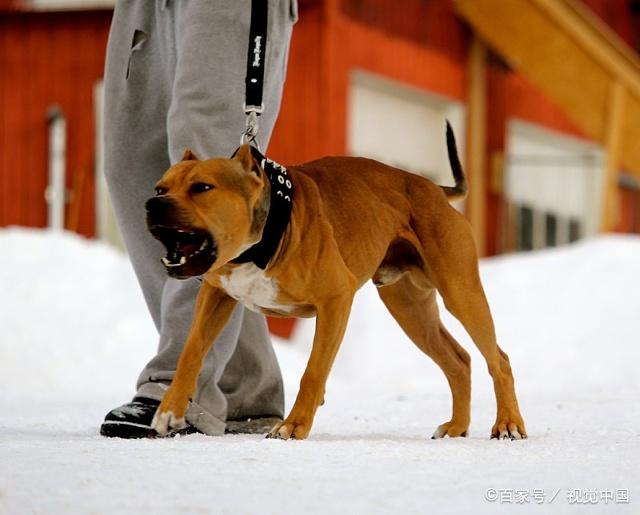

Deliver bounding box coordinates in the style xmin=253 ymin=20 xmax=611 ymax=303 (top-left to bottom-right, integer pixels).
xmin=231 ymin=146 xmax=294 ymax=269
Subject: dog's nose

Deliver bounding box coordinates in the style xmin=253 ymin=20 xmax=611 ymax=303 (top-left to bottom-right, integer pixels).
xmin=145 ymin=196 xmax=161 ymax=212
xmin=145 ymin=196 xmax=178 ymax=227
xmin=146 ymin=196 xmax=171 ymax=216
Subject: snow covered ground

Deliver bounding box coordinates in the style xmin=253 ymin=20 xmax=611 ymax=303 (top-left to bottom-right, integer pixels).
xmin=1 ymin=227 xmax=638 ymax=514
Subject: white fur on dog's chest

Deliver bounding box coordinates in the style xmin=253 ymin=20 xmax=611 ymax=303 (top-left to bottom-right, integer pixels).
xmin=220 ymin=264 xmax=287 ymax=313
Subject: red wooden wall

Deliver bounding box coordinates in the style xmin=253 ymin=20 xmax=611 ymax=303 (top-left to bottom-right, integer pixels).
xmin=0 ymin=10 xmax=111 ymax=236
xmin=581 ymin=0 xmax=639 ymax=49
xmin=269 ymin=0 xmax=467 ymax=164
xmin=2 ymin=1 xmax=638 ymax=238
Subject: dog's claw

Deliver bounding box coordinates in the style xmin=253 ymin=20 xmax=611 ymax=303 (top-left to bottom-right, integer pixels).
xmin=151 ymin=410 xmax=187 ymax=437
xmin=431 ymin=427 xmax=445 ymax=439
xmin=431 ymin=421 xmax=469 ymax=439
xmin=491 ymin=420 xmax=527 ymax=440
xmin=266 ymin=419 xmax=309 ymax=440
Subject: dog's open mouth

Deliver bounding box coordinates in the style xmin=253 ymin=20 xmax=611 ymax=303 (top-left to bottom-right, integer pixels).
xmin=150 ymin=226 xmax=217 ymax=277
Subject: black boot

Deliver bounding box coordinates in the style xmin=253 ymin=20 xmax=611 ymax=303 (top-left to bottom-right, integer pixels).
xmin=100 ymin=397 xmax=199 ymax=438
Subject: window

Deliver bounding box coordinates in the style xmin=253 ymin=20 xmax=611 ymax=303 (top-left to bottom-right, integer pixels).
xmin=505 ymin=120 xmax=603 ymax=251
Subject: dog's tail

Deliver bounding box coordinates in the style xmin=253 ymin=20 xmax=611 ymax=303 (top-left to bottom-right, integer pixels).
xmin=440 ymin=121 xmax=468 ymax=201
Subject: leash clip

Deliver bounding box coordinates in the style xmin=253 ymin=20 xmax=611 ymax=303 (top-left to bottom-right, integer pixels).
xmin=241 ymin=103 xmax=264 ymax=149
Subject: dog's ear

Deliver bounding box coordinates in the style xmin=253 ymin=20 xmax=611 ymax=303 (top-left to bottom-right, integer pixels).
xmin=235 ymin=144 xmax=262 ymax=179
xmin=181 ymin=148 xmax=199 ymax=161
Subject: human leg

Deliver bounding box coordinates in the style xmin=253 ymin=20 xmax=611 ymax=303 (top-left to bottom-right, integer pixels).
xmin=101 ymin=1 xmax=294 ymax=436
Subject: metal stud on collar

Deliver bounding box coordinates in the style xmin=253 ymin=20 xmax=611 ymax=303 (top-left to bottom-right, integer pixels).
xmin=265 ymin=158 xmax=292 ymax=203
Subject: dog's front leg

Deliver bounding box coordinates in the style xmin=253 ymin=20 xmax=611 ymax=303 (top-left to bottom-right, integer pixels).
xmin=268 ymin=294 xmax=354 ymax=440
xmin=151 ymin=282 xmax=237 ymax=436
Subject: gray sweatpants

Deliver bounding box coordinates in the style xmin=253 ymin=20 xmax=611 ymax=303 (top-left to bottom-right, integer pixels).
xmin=103 ymin=0 xmax=296 ymax=435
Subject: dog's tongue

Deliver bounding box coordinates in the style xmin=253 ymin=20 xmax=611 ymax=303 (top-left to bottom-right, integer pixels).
xmin=177 ymin=240 xmax=200 ymax=257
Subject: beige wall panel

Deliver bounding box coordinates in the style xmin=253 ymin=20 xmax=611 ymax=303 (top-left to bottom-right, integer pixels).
xmin=620 ymin=98 xmax=640 ymax=174
xmin=456 ymin=0 xmax=640 ymax=179
xmin=456 ymin=0 xmax=610 ymax=142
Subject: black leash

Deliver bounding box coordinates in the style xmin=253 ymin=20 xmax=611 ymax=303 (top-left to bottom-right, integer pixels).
xmin=242 ymin=0 xmax=269 ymax=148
xmin=231 ymin=0 xmax=294 ymax=270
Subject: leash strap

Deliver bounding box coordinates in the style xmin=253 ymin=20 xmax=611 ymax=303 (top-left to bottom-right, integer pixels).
xmin=231 ymin=1 xmax=294 ymax=269
xmin=242 ymin=0 xmax=269 ymax=147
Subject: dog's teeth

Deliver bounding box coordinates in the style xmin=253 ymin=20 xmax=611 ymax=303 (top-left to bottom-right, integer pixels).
xmin=162 ymin=256 xmax=184 ymax=267
xmin=199 ymin=240 xmax=208 ymax=251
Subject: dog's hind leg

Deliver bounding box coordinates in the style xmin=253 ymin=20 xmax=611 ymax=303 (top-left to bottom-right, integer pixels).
xmin=376 ymin=272 xmax=471 ymax=438
xmin=417 ymin=211 xmax=527 ymax=439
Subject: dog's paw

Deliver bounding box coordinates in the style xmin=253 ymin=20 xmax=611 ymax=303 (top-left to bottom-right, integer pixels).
xmin=151 ymin=409 xmax=187 ymax=437
xmin=265 ymin=418 xmax=310 ymax=440
xmin=431 ymin=420 xmax=469 ymax=439
xmin=490 ymin=415 xmax=527 ymax=440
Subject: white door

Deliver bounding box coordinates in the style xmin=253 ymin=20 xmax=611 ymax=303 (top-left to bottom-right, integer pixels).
xmin=348 ymin=70 xmax=466 ymax=192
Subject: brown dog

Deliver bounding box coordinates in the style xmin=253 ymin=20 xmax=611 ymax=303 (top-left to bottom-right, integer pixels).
xmin=146 ymin=125 xmax=526 ymax=440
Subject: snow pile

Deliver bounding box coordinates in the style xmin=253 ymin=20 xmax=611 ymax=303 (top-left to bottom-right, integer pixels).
xmin=0 ymin=228 xmax=154 ymax=400
xmin=0 ymin=227 xmax=638 ymax=515
xmin=3 ymin=227 xmax=639 ymax=403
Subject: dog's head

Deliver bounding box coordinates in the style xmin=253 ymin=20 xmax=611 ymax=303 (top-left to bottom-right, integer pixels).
xmin=145 ymin=145 xmax=270 ymax=279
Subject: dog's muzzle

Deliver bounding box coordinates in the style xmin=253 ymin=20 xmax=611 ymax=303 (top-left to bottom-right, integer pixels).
xmin=146 ymin=197 xmax=217 ymax=278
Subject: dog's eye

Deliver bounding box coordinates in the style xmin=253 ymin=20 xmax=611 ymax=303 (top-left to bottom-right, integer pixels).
xmin=190 ymin=183 xmax=214 ymax=194
xmin=155 ymin=187 xmax=167 ymax=196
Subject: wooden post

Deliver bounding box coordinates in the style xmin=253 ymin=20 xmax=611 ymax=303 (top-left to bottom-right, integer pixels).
xmin=321 ymin=0 xmax=344 ymax=155
xmin=66 ymin=168 xmax=87 ymax=233
xmin=466 ymin=35 xmax=488 ymax=256
xmin=600 ymin=81 xmax=625 ymax=232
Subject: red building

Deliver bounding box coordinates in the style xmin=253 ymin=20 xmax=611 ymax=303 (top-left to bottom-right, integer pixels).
xmin=2 ymin=0 xmax=640 ymax=336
